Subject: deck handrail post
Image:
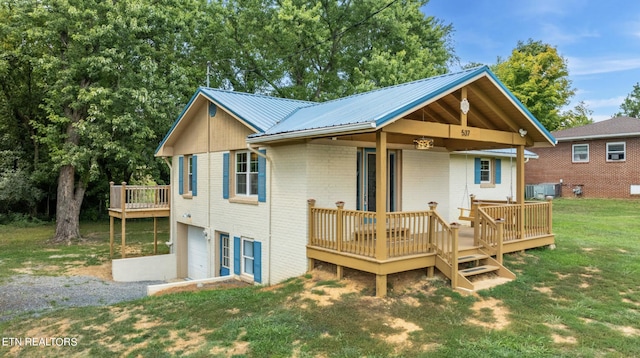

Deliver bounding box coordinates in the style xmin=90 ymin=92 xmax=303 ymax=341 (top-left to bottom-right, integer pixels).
xmin=121 ymin=182 xmax=127 ymax=258
xmin=307 ymin=199 xmax=316 ymax=272
xmin=307 ymin=199 xmax=316 ymax=245
xmin=335 ymin=201 xmax=344 ymax=252
xmin=546 ymin=196 xmax=553 ymax=234
xmin=428 ymin=201 xmax=437 ymax=251
xmin=495 ymin=218 xmax=505 ymax=264
xmin=450 ymin=223 xmax=460 ymax=288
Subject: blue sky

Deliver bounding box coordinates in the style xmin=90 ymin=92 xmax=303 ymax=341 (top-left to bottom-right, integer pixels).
xmin=424 ymin=0 xmax=640 ymax=122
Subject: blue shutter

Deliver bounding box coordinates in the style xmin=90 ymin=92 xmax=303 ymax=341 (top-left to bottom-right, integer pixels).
xmin=233 ymin=236 xmax=241 ymax=275
xmin=223 ymin=153 xmax=230 ymax=199
xmin=474 ymin=158 xmax=481 ymax=184
xmin=253 ymin=241 xmax=262 ymax=283
xmin=258 ymin=149 xmax=266 ymax=202
xmin=178 ymin=156 xmax=184 ymax=195
xmin=495 ymin=159 xmax=501 ymax=184
xmin=191 ymin=155 xmax=198 ymax=196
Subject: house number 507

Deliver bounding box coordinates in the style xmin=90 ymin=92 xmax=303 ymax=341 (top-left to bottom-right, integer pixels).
xmin=461 ymin=129 xmax=471 ymax=136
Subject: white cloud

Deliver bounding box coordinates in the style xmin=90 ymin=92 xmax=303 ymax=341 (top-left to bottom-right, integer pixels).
xmin=567 ymin=56 xmax=640 ymax=76
xmin=584 ymin=96 xmax=625 ymax=109
xmin=540 ymin=23 xmax=600 ymax=46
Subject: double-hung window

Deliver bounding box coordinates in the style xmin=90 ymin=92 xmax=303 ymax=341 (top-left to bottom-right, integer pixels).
xmin=236 ymin=151 xmax=259 ymax=196
xmin=242 ymin=238 xmax=255 ymax=275
xmin=179 ymin=154 xmax=197 ymax=196
xmin=572 ymin=144 xmax=589 ymax=163
xmin=233 ymin=236 xmax=262 ymax=283
xmin=474 ymin=157 xmax=501 ymax=187
xmin=607 ymin=142 xmax=625 ymax=162
xmin=480 ymin=159 xmax=491 ymax=183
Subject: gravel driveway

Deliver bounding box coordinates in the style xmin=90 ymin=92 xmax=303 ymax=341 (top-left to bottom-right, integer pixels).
xmin=0 ymin=275 xmax=162 ymax=322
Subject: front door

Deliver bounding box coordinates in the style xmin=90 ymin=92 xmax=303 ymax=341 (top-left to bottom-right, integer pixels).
xmin=358 ymin=149 xmax=397 ymax=212
xmin=219 ymin=233 xmax=230 ymax=276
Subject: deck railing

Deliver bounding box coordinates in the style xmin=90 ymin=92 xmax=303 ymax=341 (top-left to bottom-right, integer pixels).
xmin=307 ymin=200 xmax=456 ymax=260
xmin=478 ymin=200 xmax=552 ymax=242
xmin=109 ymin=182 xmax=171 ymax=210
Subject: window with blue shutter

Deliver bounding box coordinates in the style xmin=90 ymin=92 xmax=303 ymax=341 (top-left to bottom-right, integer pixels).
xmin=178 ymin=156 xmax=184 ymax=195
xmin=223 ymin=153 xmax=230 ymax=199
xmin=258 ymin=149 xmax=266 ymax=202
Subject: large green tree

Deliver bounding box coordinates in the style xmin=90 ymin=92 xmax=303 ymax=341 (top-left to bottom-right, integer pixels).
xmin=492 ymin=39 xmax=575 ymax=131
xmin=615 ymin=82 xmax=640 ymax=118
xmin=1 ymin=0 xmax=204 ymax=241
xmin=201 ymin=0 xmax=454 ymax=101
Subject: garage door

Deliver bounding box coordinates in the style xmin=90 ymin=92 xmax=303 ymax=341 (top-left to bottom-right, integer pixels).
xmin=187 ymin=226 xmax=208 ymax=280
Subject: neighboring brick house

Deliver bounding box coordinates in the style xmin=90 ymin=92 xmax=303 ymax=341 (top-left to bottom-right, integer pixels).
xmin=526 ymin=116 xmax=640 ymax=198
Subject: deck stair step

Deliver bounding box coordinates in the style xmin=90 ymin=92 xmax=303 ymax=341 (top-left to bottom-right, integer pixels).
xmin=459 ymin=265 xmax=500 ymax=277
xmin=457 ymin=254 xmax=489 ymax=264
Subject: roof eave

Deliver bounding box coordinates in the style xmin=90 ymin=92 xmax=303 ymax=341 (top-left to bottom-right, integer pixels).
xmin=247 ymin=121 xmax=378 ymax=144
xmin=557 ymin=132 xmax=640 ymax=141
xmin=453 ymin=149 xmax=538 ymax=159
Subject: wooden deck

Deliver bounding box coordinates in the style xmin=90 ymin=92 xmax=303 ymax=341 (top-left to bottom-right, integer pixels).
xmin=108 ymin=182 xmax=171 ymax=258
xmin=306 ymin=201 xmax=555 ymax=296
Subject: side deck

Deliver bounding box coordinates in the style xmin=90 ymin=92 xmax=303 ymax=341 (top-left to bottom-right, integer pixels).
xmin=306 ymin=200 xmax=554 ymax=296
xmin=109 ymin=182 xmax=171 ymax=258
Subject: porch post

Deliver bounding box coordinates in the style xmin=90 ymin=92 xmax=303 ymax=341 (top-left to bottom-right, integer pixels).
xmin=375 ymin=131 xmax=388 ymax=297
xmin=516 ymin=145 xmax=525 ymax=240
xmin=121 ymin=182 xmax=127 ymax=258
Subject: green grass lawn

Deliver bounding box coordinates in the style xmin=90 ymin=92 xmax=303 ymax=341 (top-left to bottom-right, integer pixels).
xmin=1 ymin=199 xmax=639 ymax=357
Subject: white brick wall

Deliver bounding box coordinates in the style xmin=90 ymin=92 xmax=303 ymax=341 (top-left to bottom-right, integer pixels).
xmin=268 ymin=143 xmax=357 ymax=284
xmin=402 ymin=150 xmax=451 ymax=220
xmin=448 ymin=154 xmax=517 ymax=224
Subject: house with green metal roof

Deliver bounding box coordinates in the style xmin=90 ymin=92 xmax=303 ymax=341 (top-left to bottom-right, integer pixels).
xmin=127 ymin=66 xmax=557 ymax=296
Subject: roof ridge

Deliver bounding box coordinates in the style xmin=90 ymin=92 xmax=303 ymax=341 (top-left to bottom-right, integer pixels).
xmin=199 ymin=86 xmax=316 ymax=105
xmin=317 ymin=66 xmax=487 ymax=106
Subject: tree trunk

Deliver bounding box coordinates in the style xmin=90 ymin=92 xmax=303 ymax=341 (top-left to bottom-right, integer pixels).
xmin=52 ymin=164 xmax=85 ymax=243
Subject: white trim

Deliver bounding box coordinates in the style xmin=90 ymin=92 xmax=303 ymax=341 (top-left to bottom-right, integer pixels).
xmin=606 ymin=141 xmax=626 ymax=162
xmin=235 ymin=151 xmax=259 ymax=197
xmin=558 ymin=132 xmax=640 ymax=141
xmin=241 ymin=237 xmax=255 ymax=278
xmin=572 ymin=143 xmax=589 ymax=163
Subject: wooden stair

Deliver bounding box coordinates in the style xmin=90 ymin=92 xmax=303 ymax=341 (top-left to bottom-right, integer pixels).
xmin=436 ymin=250 xmax=516 ymax=292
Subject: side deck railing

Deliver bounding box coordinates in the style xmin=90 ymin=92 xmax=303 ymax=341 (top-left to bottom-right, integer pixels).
xmin=478 ymin=200 xmax=552 ymax=243
xmin=109 ymin=181 xmax=171 ymax=210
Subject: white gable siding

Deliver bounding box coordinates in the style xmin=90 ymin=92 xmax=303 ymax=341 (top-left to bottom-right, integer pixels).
xmin=401 ymin=150 xmax=451 ymax=220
